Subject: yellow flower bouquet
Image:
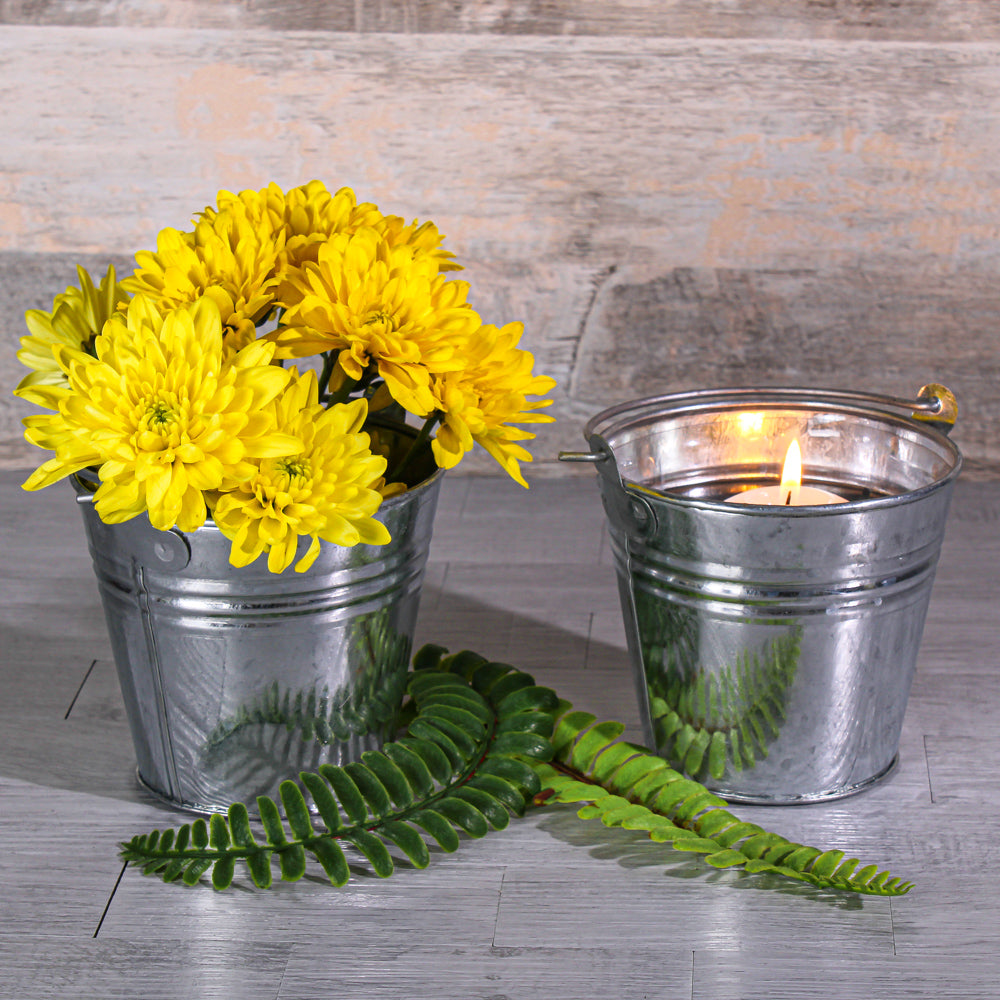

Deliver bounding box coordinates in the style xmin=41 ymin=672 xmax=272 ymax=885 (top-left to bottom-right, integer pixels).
xmin=14 ymin=181 xmax=556 ymax=574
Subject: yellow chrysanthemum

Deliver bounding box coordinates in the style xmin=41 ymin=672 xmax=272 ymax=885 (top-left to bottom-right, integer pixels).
xmin=123 ymin=200 xmax=283 ymax=352
xmin=203 ymin=181 xmax=459 ymax=307
xmin=270 ymin=227 xmax=479 ymax=416
xmin=210 ymin=372 xmax=391 ymax=574
xmin=16 ymin=265 xmax=130 ymax=391
xmin=430 ymin=322 xmax=557 ymax=487
xmin=18 ymin=295 xmax=300 ymax=533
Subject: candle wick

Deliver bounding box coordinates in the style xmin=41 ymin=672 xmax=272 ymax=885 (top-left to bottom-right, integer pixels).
xmin=784 ymin=490 xmax=792 ymax=505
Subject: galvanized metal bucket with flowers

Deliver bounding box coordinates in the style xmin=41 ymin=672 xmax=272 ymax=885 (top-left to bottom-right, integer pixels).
xmin=14 ymin=181 xmax=555 ymax=813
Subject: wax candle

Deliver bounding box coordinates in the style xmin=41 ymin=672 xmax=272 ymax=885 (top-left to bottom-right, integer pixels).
xmin=725 ymin=440 xmax=847 ymax=506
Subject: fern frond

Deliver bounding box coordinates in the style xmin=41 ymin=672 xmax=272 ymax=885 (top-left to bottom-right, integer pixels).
xmin=121 ymin=646 xmax=555 ymax=890
xmin=535 ymin=708 xmax=913 ymax=897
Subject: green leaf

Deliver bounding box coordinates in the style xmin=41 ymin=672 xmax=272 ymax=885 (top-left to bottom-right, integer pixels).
xmin=453 ymin=786 xmax=510 ymax=830
xmin=212 ymin=856 xmax=236 ymax=890
xmin=408 ymin=809 xmax=461 ymax=853
xmin=435 ymin=796 xmax=490 ymax=838
xmin=495 ymin=710 xmax=554 ymax=738
xmin=395 ymin=736 xmax=454 ymax=784
xmin=382 ymin=742 xmax=437 ymax=798
xmin=348 ymin=830 xmax=395 ymax=878
xmin=361 ymin=751 xmax=415 ymax=808
xmin=412 ymin=643 xmax=449 ymax=671
xmin=416 ymin=690 xmax=493 ymax=725
xmin=705 ymin=849 xmax=751 ymax=869
xmin=380 ymin=820 xmax=431 ymax=868
xmin=419 ymin=703 xmax=489 ymax=737
xmin=490 ymin=731 xmax=553 ymax=760
xmin=476 ymin=757 xmax=542 ymax=797
xmin=245 ymin=850 xmax=272 ymax=888
xmin=280 ymin=781 xmax=315 ymax=840
xmin=569 ymin=721 xmax=627 ymax=773
xmin=590 ymin=742 xmax=642 ymax=785
xmin=299 ymin=771 xmax=343 ymax=832
xmin=466 ymin=773 xmax=526 ymax=816
xmin=496 ymin=684 xmax=560 ymax=717
xmin=228 ymin=803 xmax=256 ymax=848
xmin=470 ymin=662 xmax=523 ymax=696
xmin=309 ymin=838 xmax=350 ymax=886
xmin=441 ymin=648 xmax=490 ymax=679
xmin=406 ymin=718 xmax=468 ymax=766
xmin=806 ymin=850 xmax=844 ymax=877
xmin=191 ymin=819 xmax=209 ymax=850
xmin=318 ymin=764 xmax=368 ymax=824
xmin=256 ymin=796 xmax=287 ymax=847
xmin=174 ymin=825 xmax=191 ymax=852
xmin=550 ymin=710 xmax=597 ymax=755
xmin=279 ymin=843 xmax=307 ymax=882
xmin=182 ymin=858 xmax=212 ymax=886
xmin=343 ymin=762 xmax=392 ymax=819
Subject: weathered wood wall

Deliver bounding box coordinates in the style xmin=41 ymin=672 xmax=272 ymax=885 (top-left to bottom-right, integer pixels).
xmin=2 ymin=3 xmax=998 ymax=476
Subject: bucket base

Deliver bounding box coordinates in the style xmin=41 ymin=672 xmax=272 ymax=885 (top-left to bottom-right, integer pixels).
xmin=136 ymin=768 xmax=212 ymax=815
xmin=710 ymin=754 xmax=899 ymax=806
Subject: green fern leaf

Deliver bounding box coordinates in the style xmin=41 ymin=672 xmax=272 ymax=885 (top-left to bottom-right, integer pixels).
xmin=378 ymin=820 xmax=431 ymax=868
xmin=256 ymin=796 xmax=287 ymax=846
xmin=407 ymin=809 xmax=461 ymax=853
xmin=120 ymin=649 xmax=557 ymax=890
xmin=381 ymin=742 xmax=437 ymax=798
xmin=346 ymin=830 xmax=394 ymax=878
xmin=318 ymin=764 xmax=368 ymax=824
xmin=245 ymin=849 xmax=273 ymax=888
xmin=535 ymin=706 xmax=913 ymax=897
xmin=280 ymin=781 xmax=315 ymax=840
xmin=120 ymin=644 xmax=911 ymax=899
xmin=309 ymin=837 xmax=350 ymax=886
xmin=343 ymin=761 xmax=392 ymax=818
xmin=360 ymin=750 xmax=415 ymax=808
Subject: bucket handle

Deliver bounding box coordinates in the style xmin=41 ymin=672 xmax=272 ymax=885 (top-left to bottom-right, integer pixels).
xmin=911 ymin=383 xmax=958 ymax=434
xmin=560 ymin=433 xmax=659 ymax=540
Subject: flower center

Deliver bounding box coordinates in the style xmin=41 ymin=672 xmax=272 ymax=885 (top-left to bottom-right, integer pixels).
xmin=144 ymin=399 xmax=178 ymax=431
xmin=363 ymin=309 xmax=392 ymax=329
xmin=276 ymin=456 xmax=312 ymax=482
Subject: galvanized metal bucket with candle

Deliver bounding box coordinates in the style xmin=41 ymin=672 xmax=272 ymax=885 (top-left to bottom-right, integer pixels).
xmin=562 ymin=386 xmax=961 ymax=804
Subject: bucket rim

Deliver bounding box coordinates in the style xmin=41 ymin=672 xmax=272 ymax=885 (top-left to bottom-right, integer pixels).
xmin=584 ymin=385 xmax=960 ymax=445
xmin=582 ymin=385 xmax=963 ymax=513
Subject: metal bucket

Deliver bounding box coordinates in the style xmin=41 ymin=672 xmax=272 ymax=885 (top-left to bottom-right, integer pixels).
xmin=76 ymin=466 xmax=442 ymax=813
xmin=563 ymin=386 xmax=961 ymax=803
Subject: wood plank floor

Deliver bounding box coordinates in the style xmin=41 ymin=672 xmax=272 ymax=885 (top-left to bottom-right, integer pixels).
xmin=1 ymin=468 xmax=998 ymax=999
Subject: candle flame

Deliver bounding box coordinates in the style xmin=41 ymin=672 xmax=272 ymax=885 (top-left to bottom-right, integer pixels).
xmin=780 ymin=440 xmax=802 ymax=491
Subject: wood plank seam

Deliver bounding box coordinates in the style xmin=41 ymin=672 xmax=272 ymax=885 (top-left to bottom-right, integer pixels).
xmin=63 ymin=658 xmax=98 ymax=720
xmin=491 ymin=867 xmax=508 ymax=949
xmin=92 ymin=861 xmax=127 ymax=939
xmin=922 ymin=734 xmax=937 ymax=803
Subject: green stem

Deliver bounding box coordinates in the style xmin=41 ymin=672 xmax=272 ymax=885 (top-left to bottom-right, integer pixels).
xmin=320 ymin=352 xmax=368 ymax=408
xmin=390 ymin=412 xmax=442 ymax=485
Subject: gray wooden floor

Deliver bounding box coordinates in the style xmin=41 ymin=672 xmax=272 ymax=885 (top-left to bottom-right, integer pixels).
xmin=2 ymin=467 xmax=999 ymax=999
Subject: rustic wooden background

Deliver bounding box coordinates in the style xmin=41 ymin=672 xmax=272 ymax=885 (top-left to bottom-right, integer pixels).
xmin=2 ymin=2 xmax=998 ymax=476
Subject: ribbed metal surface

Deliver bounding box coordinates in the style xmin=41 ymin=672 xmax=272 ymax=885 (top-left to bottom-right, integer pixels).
xmin=77 ymin=470 xmax=443 ymax=814
xmin=584 ymin=387 xmax=961 ymax=803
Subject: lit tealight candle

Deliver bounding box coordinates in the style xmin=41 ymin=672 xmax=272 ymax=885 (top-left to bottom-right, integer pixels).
xmin=726 ymin=440 xmax=847 ymax=506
